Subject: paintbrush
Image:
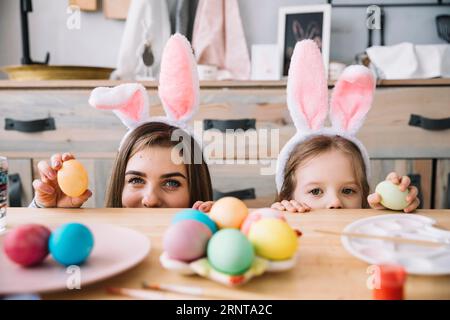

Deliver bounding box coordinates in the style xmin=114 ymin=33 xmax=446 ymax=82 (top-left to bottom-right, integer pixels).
xmin=142 ymin=282 xmax=240 ymax=299
xmin=107 ymin=287 xmax=170 ymax=300
xmin=314 ymin=229 xmax=449 ymax=248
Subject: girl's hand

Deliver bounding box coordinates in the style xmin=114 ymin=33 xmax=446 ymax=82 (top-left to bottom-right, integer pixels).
xmin=271 ymin=200 xmax=311 ymax=213
xmin=192 ymin=201 xmax=214 ymax=213
xmin=32 ymin=153 xmax=92 ymax=208
xmin=367 ymin=172 xmax=420 ymax=213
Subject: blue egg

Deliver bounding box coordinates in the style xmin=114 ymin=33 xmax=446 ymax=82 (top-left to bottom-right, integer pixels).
xmin=49 ymin=223 xmax=94 ymax=266
xmin=172 ymin=209 xmax=217 ymax=234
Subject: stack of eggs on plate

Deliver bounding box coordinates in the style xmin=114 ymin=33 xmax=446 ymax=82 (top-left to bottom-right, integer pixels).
xmin=162 ymin=197 xmax=300 ymax=279
xmin=3 ymin=222 xmax=94 ymax=267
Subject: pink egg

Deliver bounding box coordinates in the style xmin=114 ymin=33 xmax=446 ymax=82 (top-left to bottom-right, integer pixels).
xmin=163 ymin=220 xmax=212 ymax=262
xmin=241 ymin=208 xmax=286 ymax=235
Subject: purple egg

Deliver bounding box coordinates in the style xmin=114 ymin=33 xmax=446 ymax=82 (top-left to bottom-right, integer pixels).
xmin=163 ymin=219 xmax=212 ymax=262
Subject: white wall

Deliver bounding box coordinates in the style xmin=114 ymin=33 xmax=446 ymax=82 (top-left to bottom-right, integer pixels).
xmin=0 ymin=0 xmax=448 ymax=78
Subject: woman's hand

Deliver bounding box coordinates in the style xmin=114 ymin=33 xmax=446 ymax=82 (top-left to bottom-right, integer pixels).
xmin=271 ymin=200 xmax=311 ymax=213
xmin=32 ymin=153 xmax=92 ymax=208
xmin=192 ymin=201 xmax=214 ymax=213
xmin=367 ymin=172 xmax=420 ymax=213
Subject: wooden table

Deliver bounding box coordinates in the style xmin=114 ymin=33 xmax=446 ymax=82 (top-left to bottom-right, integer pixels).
xmin=3 ymin=208 xmax=450 ymax=300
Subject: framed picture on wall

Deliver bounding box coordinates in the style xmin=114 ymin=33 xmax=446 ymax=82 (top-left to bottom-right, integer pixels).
xmin=278 ymin=4 xmax=331 ymax=78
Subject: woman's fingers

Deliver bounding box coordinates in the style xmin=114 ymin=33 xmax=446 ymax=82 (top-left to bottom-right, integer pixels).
xmin=367 ymin=193 xmax=385 ymax=210
xmin=69 ymin=189 xmax=92 ymax=208
xmin=199 ymin=201 xmax=213 ymax=213
xmin=192 ymin=201 xmax=202 ymax=210
xmin=37 ymin=160 xmax=57 ymax=182
xmin=50 ymin=154 xmax=63 ymax=170
xmin=62 ymin=152 xmax=75 ymax=162
xmin=32 ymin=179 xmax=55 ymax=195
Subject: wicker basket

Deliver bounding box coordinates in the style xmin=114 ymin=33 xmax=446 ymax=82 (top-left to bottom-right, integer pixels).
xmin=1 ymin=65 xmax=114 ymax=80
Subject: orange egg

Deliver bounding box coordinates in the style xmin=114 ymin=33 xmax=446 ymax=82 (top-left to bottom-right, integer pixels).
xmin=57 ymin=160 xmax=89 ymax=197
xmin=209 ymin=197 xmax=248 ymax=229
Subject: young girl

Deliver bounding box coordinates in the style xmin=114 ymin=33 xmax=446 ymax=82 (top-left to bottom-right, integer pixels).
xmin=271 ymin=40 xmax=419 ymax=214
xmin=31 ymin=34 xmax=214 ymax=211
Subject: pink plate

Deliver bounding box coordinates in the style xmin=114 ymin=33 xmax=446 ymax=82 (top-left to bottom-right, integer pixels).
xmin=0 ymin=223 xmax=151 ymax=295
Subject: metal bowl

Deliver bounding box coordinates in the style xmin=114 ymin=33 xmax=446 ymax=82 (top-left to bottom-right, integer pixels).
xmin=1 ymin=65 xmax=114 ymax=80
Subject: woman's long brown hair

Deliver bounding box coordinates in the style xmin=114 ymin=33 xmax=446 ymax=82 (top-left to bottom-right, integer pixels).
xmin=277 ymin=135 xmax=370 ymax=208
xmin=105 ymin=122 xmax=212 ymax=207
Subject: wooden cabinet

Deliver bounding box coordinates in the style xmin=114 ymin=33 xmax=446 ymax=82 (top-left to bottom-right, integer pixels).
xmin=6 ymin=158 xmax=33 ymax=207
xmin=436 ymin=160 xmax=450 ymax=209
xmin=0 ymin=79 xmax=449 ymax=208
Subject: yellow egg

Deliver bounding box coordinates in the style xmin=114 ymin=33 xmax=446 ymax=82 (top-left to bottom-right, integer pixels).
xmin=248 ymin=218 xmax=298 ymax=261
xmin=209 ymin=197 xmax=248 ymax=229
xmin=57 ymin=160 xmax=89 ymax=197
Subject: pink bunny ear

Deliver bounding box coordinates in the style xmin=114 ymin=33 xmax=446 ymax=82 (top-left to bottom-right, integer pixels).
xmin=287 ymin=39 xmax=328 ymax=131
xmin=88 ymin=83 xmax=150 ymax=129
xmin=329 ymin=65 xmax=376 ymax=135
xmin=158 ymin=33 xmax=199 ymax=123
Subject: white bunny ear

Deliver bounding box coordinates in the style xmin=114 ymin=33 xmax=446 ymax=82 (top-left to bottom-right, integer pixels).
xmin=329 ymin=65 xmax=376 ymax=135
xmin=287 ymin=40 xmax=328 ymax=132
xmin=158 ymin=33 xmax=199 ymax=123
xmin=88 ymin=83 xmax=150 ymax=129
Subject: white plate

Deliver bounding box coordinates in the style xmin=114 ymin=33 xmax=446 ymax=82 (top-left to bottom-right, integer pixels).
xmin=341 ymin=214 xmax=450 ymax=276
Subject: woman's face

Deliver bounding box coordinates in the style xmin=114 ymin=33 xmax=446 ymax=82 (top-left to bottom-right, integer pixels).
xmin=121 ymin=146 xmax=190 ymax=208
xmin=292 ymin=149 xmax=363 ymax=209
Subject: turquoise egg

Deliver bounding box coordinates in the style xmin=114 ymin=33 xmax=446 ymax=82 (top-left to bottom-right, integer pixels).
xmin=172 ymin=209 xmax=217 ymax=234
xmin=207 ymin=229 xmax=254 ymax=275
xmin=49 ymin=223 xmax=94 ymax=266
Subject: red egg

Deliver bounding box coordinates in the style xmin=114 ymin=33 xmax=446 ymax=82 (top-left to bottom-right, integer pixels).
xmin=3 ymin=224 xmax=51 ymax=267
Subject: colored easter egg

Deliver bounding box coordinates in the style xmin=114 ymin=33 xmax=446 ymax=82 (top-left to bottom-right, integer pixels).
xmin=241 ymin=208 xmax=286 ymax=235
xmin=172 ymin=209 xmax=217 ymax=234
xmin=207 ymin=229 xmax=254 ymax=275
xmin=209 ymin=197 xmax=248 ymax=229
xmin=49 ymin=223 xmax=94 ymax=266
xmin=375 ymin=181 xmax=409 ymax=211
xmin=57 ymin=159 xmax=89 ymax=198
xmin=248 ymin=218 xmax=298 ymax=261
xmin=3 ymin=224 xmax=51 ymax=267
xmin=163 ymin=219 xmax=211 ymax=262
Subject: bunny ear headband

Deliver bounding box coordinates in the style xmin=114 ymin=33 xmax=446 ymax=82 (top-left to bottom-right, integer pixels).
xmin=276 ymin=39 xmax=376 ymax=193
xmin=88 ymin=33 xmax=200 ymax=149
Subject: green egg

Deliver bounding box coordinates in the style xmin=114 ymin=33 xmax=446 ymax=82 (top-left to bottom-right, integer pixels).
xmin=207 ymin=229 xmax=254 ymax=275
xmin=375 ymin=180 xmax=409 ymax=211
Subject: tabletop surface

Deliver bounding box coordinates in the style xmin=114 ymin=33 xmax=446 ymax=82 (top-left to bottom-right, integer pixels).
xmin=2 ymin=208 xmax=450 ymax=300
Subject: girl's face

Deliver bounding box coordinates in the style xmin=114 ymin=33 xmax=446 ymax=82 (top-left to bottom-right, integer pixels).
xmin=292 ymin=149 xmax=362 ymax=209
xmin=121 ymin=146 xmax=190 ymax=208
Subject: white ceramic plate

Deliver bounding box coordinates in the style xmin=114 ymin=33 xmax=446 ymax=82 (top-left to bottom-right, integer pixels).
xmin=341 ymin=214 xmax=450 ymax=276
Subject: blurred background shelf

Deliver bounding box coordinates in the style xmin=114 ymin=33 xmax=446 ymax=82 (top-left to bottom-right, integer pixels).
xmin=1 ymin=78 xmax=449 ymax=209
xmin=0 ymin=78 xmax=450 ymax=90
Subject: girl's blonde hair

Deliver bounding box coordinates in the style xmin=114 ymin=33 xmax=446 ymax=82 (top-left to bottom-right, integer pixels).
xmin=105 ymin=122 xmax=212 ymax=207
xmin=277 ymin=135 xmax=370 ymax=208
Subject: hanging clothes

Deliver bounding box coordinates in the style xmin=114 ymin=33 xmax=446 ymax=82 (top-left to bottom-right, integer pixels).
xmin=192 ymin=0 xmax=250 ymax=80
xmin=112 ymin=0 xmax=171 ymax=80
